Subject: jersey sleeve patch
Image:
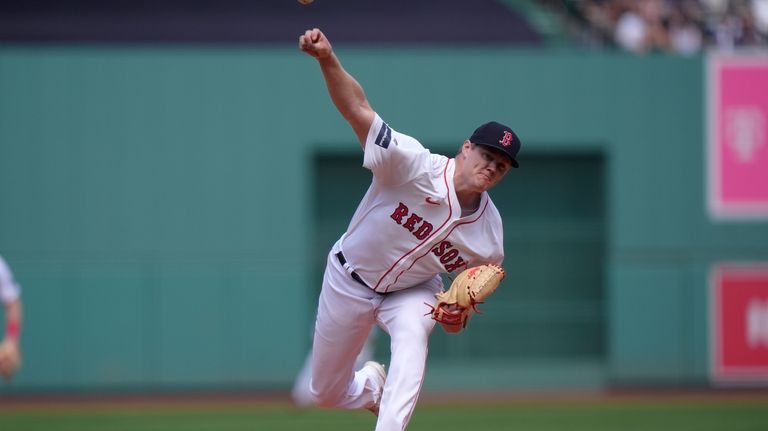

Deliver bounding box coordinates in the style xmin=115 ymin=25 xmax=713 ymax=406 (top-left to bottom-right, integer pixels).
xmin=374 ymin=122 xmax=392 ymax=149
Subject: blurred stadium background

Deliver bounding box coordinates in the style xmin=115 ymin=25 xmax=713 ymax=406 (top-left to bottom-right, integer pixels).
xmin=1 ymin=0 xmax=768 ymax=428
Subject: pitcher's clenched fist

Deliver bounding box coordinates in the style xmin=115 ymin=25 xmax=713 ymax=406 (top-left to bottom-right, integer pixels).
xmin=299 ymin=28 xmax=332 ymax=59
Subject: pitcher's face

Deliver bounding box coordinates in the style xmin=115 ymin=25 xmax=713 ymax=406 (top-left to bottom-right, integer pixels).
xmin=460 ymin=142 xmax=511 ymax=192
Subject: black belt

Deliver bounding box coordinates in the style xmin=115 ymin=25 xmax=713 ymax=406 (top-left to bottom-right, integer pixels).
xmin=335 ymin=251 xmax=370 ymax=288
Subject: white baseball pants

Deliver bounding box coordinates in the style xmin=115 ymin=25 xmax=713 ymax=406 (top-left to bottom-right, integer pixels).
xmin=310 ymin=243 xmax=442 ymax=431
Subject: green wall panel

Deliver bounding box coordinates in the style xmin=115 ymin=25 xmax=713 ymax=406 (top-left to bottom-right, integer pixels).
xmin=77 ymin=265 xmax=149 ymax=386
xmin=155 ymin=265 xmax=229 ymax=385
xmin=9 ymin=262 xmax=79 ymax=388
xmin=610 ymin=265 xmax=687 ymax=383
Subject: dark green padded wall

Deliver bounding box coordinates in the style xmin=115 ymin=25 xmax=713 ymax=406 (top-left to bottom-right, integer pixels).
xmin=312 ymin=153 xmax=604 ymax=360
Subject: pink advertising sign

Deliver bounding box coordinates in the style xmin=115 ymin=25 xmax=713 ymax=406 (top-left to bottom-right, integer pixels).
xmin=708 ymin=55 xmax=768 ymax=219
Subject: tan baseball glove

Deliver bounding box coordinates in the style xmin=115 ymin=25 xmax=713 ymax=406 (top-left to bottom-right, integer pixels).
xmin=0 ymin=339 xmax=21 ymax=380
xmin=428 ymin=264 xmax=505 ymax=333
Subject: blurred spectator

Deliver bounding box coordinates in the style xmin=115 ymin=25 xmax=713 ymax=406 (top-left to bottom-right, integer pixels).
xmin=540 ymin=0 xmax=768 ymax=54
xmin=669 ymin=5 xmax=705 ymax=54
xmin=614 ymin=0 xmax=670 ymax=53
xmin=755 ymin=0 xmax=768 ymax=33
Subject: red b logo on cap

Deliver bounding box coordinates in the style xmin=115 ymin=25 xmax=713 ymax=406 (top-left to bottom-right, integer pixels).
xmin=499 ymin=131 xmax=513 ymax=147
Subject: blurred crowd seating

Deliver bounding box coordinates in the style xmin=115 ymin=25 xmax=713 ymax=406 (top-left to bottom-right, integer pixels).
xmin=538 ymin=0 xmax=768 ymax=54
xmin=1 ymin=0 xmax=765 ymax=53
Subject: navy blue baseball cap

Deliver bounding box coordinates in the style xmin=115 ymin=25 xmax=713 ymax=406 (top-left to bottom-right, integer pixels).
xmin=469 ymin=121 xmax=521 ymax=168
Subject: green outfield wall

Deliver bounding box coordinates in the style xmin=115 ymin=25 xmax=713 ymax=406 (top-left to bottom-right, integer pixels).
xmin=0 ymin=46 xmax=766 ymax=392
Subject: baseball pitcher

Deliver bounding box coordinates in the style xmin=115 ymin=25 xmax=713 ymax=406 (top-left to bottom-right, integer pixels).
xmin=299 ymin=28 xmax=520 ymax=431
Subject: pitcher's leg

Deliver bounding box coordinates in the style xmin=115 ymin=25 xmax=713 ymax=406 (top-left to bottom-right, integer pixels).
xmin=292 ymin=328 xmax=379 ymax=407
xmin=310 ymin=253 xmax=380 ymax=409
xmin=374 ymin=279 xmax=441 ymax=431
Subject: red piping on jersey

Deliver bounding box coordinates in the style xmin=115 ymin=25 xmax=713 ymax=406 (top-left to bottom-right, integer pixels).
xmin=384 ymin=198 xmax=488 ymax=292
xmin=373 ymin=159 xmax=454 ymax=293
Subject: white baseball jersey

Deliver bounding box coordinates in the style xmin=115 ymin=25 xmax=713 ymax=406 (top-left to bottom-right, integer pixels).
xmin=0 ymin=256 xmax=21 ymax=304
xmin=339 ymin=114 xmax=504 ymax=293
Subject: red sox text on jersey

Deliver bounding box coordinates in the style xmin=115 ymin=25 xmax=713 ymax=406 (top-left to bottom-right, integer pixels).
xmin=389 ymin=202 xmax=468 ymax=273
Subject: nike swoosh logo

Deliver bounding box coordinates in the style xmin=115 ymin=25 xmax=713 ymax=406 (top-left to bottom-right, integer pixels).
xmin=425 ymin=197 xmax=440 ymax=205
